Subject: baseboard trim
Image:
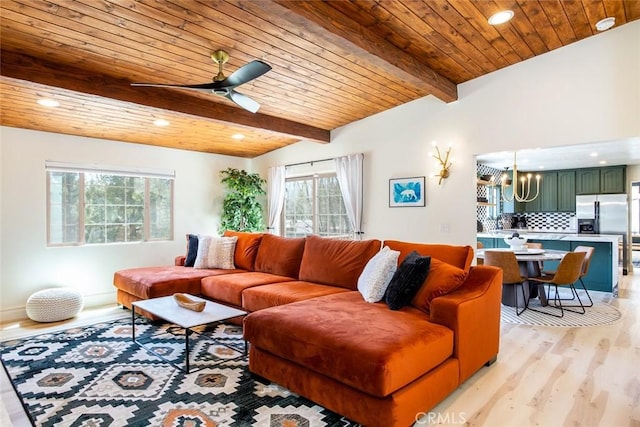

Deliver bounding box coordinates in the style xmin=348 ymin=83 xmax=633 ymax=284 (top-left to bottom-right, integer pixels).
xmin=0 ymin=291 xmax=117 ymax=323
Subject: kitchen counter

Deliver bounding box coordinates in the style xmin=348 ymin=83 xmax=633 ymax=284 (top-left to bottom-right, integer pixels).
xmin=477 ymin=232 xmax=622 ymax=295
xmin=478 ymin=231 xmax=622 ymax=245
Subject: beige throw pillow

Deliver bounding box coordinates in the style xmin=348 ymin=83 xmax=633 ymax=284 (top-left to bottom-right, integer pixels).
xmin=357 ymin=246 xmax=400 ymax=303
xmin=194 ymin=235 xmax=238 ymax=269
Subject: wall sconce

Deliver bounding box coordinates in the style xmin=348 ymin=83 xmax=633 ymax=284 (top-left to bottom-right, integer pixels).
xmin=430 ymin=142 xmax=453 ymax=185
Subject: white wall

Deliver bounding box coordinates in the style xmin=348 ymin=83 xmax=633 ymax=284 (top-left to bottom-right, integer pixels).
xmin=0 ymin=127 xmax=248 ymax=321
xmin=253 ymin=20 xmax=640 ymax=246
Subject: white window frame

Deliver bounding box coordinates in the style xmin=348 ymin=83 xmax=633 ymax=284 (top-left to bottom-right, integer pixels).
xmin=46 ymin=161 xmax=175 ymax=246
xmin=280 ymin=172 xmax=352 ymax=239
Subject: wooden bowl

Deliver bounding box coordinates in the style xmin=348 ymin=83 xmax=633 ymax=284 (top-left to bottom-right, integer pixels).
xmin=173 ymin=293 xmax=205 ymax=312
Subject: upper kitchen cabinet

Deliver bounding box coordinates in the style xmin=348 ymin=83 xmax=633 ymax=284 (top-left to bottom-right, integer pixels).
xmin=557 ymin=170 xmax=576 ymax=211
xmin=575 ymin=168 xmax=600 ymax=194
xmin=600 ymin=166 xmax=626 ymax=194
xmin=515 ymin=171 xmax=557 ymax=213
xmin=576 ymin=166 xmax=626 ymax=195
xmin=538 ymin=171 xmax=558 ymax=212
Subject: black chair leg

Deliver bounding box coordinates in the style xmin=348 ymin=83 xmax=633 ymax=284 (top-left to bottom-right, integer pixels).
xmin=546 ymin=280 xmax=593 ymax=308
xmin=578 ymin=278 xmax=594 ymax=307
xmin=547 ymin=284 xmax=586 ymax=315
xmin=526 ymin=283 xmax=565 ymax=318
xmin=515 ymin=282 xmax=527 ymax=316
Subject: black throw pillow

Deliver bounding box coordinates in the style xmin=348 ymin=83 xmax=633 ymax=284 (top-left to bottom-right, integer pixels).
xmin=384 ymin=251 xmax=431 ymax=310
xmin=184 ymin=234 xmax=199 ymax=267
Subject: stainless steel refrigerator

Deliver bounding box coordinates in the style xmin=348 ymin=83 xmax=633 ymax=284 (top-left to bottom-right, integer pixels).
xmin=576 ymin=194 xmax=629 ymax=274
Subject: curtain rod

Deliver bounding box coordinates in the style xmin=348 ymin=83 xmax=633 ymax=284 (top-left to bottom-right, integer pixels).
xmin=285 ymin=157 xmax=334 ymax=168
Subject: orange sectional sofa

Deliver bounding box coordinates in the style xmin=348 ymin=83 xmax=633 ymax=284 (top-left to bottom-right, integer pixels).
xmin=113 ymin=231 xmax=503 ymax=426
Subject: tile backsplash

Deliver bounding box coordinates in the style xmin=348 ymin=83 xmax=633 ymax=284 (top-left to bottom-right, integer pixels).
xmin=526 ymin=212 xmax=577 ymax=232
xmin=480 ymin=211 xmax=577 ymax=233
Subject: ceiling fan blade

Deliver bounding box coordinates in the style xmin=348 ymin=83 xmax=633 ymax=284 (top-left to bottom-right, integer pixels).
xmin=225 ymin=90 xmax=261 ymax=113
xmin=224 ymin=60 xmax=272 ymax=87
xmin=131 ymin=82 xmax=225 ymax=93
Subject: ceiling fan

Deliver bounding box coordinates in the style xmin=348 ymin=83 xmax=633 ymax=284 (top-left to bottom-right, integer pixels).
xmin=131 ymin=50 xmax=271 ymax=113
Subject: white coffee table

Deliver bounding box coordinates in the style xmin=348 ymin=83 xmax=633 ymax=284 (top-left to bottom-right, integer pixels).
xmin=132 ymin=295 xmax=247 ymax=373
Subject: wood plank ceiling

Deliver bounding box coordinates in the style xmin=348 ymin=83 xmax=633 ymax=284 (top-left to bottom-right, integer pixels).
xmin=1 ymin=1 xmax=639 ymax=158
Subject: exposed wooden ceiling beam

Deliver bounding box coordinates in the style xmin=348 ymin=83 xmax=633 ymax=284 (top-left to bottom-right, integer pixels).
xmin=0 ymin=50 xmax=330 ymax=144
xmin=261 ymin=0 xmax=458 ymax=103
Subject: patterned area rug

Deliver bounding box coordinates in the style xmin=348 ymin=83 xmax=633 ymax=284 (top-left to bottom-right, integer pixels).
xmin=0 ymin=318 xmax=359 ymax=426
xmin=501 ymin=290 xmax=622 ymax=327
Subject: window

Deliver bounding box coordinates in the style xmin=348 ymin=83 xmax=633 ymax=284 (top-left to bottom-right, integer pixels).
xmin=282 ymin=173 xmax=352 ymax=238
xmin=47 ymin=163 xmax=174 ymax=246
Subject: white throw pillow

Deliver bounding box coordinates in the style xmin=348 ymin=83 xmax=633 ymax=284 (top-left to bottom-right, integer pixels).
xmin=193 ymin=235 xmax=238 ymax=269
xmin=357 ymin=246 xmax=400 ymax=303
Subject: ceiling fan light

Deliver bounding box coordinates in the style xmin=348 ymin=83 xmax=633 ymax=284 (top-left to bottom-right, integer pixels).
xmin=595 ymin=17 xmax=615 ymax=31
xmin=488 ymin=10 xmax=514 ymax=25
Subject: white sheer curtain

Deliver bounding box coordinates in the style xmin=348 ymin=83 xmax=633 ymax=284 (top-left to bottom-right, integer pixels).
xmin=334 ymin=153 xmax=364 ymax=239
xmin=266 ymin=165 xmax=286 ymax=234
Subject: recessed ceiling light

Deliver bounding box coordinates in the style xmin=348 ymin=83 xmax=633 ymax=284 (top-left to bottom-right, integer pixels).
xmin=153 ymin=119 xmax=170 ymax=127
xmin=595 ymin=17 xmax=615 ymax=31
xmin=232 ymin=133 xmax=245 ymax=140
xmin=590 ymin=152 xmax=598 ymax=157
xmin=599 ymin=160 xmax=607 ymax=164
xmin=488 ymin=10 xmax=514 ymax=25
xmin=37 ymin=98 xmax=60 ymax=107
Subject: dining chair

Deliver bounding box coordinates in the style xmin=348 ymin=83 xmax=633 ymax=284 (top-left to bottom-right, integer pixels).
xmin=543 ymin=246 xmax=595 ymax=307
xmin=476 ymin=241 xmax=484 ymax=265
xmin=483 ymin=250 xmax=528 ymax=315
xmin=528 ymin=251 xmax=587 ymax=318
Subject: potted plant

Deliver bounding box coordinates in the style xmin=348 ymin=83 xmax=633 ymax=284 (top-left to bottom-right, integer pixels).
xmin=219 ymin=167 xmax=266 ymax=233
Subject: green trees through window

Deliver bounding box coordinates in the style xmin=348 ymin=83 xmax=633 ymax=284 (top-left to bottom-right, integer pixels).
xmin=48 ymin=170 xmax=173 ymax=246
xmin=283 ymin=174 xmax=351 ymax=238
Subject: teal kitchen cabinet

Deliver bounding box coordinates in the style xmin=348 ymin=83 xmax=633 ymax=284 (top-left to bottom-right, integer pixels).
xmin=495 ymin=238 xmax=510 ymax=248
xmin=576 ymin=166 xmax=625 ymax=195
xmin=575 ymin=168 xmax=600 ymax=194
xmin=538 ymin=171 xmax=558 ymax=212
xmin=515 ymin=171 xmax=555 ymax=213
xmin=556 ymin=170 xmax=576 ymax=211
xmin=600 ymin=166 xmax=625 ymax=194
xmin=476 ymin=236 xmax=510 ymax=249
xmin=477 ymin=237 xmax=496 ymax=248
xmin=571 ymin=241 xmax=612 ymax=292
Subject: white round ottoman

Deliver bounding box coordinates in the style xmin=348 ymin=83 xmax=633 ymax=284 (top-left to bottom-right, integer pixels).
xmin=26 ymin=288 xmax=84 ymax=322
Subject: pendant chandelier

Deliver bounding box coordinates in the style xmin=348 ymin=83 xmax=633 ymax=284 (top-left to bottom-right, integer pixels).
xmin=501 ymin=152 xmax=541 ymax=203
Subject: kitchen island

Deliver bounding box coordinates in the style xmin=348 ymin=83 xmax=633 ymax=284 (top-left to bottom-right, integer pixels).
xmin=477 ymin=231 xmax=622 ymax=296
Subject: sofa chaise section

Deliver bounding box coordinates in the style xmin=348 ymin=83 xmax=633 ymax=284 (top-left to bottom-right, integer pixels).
xmin=244 ymin=292 xmax=455 ymax=397
xmin=114 ymin=266 xmax=242 ymax=319
xmin=243 ymin=242 xmax=503 ymax=427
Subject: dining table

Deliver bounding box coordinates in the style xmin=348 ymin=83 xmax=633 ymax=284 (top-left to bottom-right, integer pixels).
xmin=476 ymin=248 xmax=568 ymax=308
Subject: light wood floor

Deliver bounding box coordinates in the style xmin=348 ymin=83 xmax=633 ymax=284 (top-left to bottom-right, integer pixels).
xmin=1 ymin=273 xmax=638 ymax=427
